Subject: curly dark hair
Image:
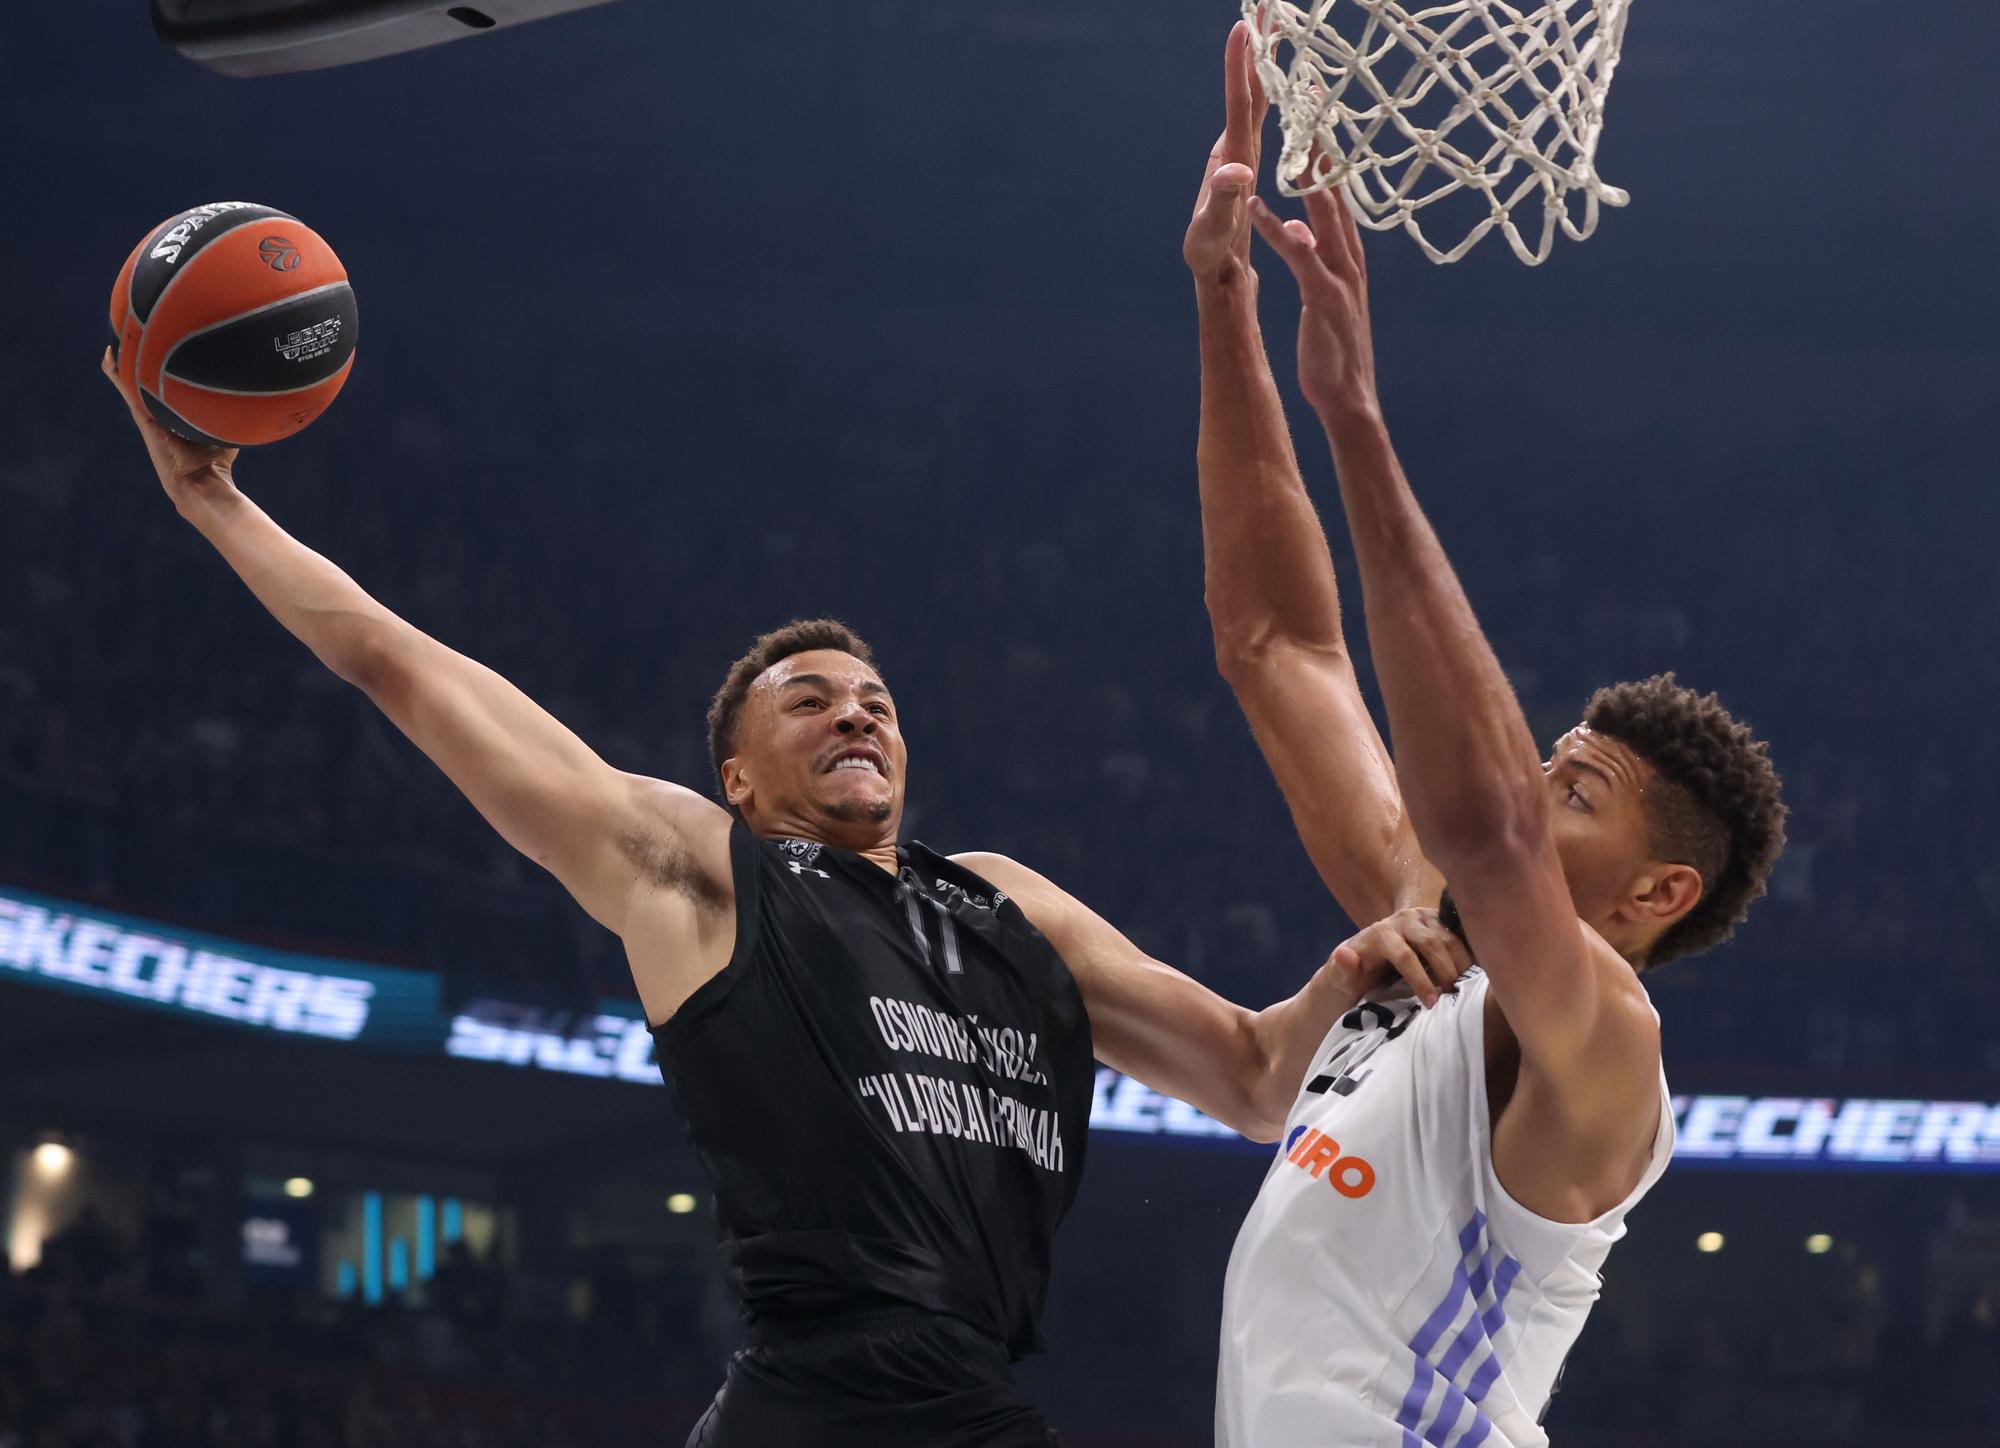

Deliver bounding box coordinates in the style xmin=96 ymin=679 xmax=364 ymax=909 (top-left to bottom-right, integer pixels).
xmin=705 ymin=619 xmax=880 ymax=801
xmin=1584 ymin=674 xmax=1787 ymax=967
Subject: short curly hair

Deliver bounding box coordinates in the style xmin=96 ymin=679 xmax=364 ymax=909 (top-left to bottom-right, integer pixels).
xmin=1584 ymin=674 xmax=1787 ymax=967
xmin=705 ymin=619 xmax=879 ymax=801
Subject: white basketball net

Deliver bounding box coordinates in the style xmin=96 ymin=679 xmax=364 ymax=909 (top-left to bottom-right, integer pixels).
xmin=1244 ymin=0 xmax=1634 ymax=265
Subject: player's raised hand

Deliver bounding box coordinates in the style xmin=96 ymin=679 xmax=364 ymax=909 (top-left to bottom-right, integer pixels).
xmin=101 ymin=346 xmax=239 ymax=510
xmin=1184 ymin=20 xmax=1268 ymax=289
xmin=1246 ymin=180 xmax=1381 ymax=420
xmin=1328 ymin=907 xmax=1472 ymax=1010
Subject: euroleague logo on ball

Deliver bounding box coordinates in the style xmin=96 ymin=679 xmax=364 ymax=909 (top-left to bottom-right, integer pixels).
xmin=258 ymin=236 xmax=302 ymax=273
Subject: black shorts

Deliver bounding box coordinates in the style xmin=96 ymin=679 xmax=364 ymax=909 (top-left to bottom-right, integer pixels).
xmin=684 ymin=1311 xmax=1061 ymax=1448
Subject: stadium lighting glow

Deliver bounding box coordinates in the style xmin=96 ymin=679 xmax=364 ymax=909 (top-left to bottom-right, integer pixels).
xmin=31 ymin=1143 xmax=73 ymax=1176
xmin=416 ymin=1196 xmax=436 ymax=1280
xmin=283 ymin=1177 xmax=315 ymax=1199
xmin=666 ymin=1193 xmax=698 ymax=1215
xmin=362 ymin=1192 xmax=384 ymax=1305
xmin=1696 ymin=1232 xmax=1725 ymax=1254
xmin=1805 ymin=1233 xmax=1834 ymax=1255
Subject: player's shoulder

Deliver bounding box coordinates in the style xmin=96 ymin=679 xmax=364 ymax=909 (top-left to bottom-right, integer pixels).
xmin=948 ymin=848 xmax=1026 ymax=879
xmin=1498 ymin=925 xmax=1662 ymax=1148
xmin=948 ymin=850 xmax=1058 ymax=900
xmin=1486 ymin=923 xmax=1661 ymax=1096
xmin=1578 ymin=921 xmax=1665 ymax=1051
xmin=946 ymin=851 xmax=1081 ymax=926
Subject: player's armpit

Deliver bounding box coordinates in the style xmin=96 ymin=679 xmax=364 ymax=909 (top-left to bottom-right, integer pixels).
xmin=1490 ymin=986 xmax=1665 ymax=1224
xmin=620 ymin=803 xmax=739 ymax=1027
xmin=1218 ymin=638 xmax=1443 ymax=926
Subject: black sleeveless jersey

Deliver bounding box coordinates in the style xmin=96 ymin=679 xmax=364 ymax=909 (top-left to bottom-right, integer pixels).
xmin=651 ymin=824 xmax=1094 ymax=1361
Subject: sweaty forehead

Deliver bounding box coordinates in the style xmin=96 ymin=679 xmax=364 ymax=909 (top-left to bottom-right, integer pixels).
xmin=1555 ymin=725 xmax=1647 ymax=788
xmin=754 ymin=650 xmax=885 ymax=697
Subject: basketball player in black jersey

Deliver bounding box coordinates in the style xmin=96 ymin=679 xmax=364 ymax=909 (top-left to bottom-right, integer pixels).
xmin=100 ymin=350 xmax=1477 ymax=1445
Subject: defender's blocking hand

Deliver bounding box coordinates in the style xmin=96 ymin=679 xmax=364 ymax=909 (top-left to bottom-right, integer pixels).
xmin=1184 ymin=21 xmax=1268 ymax=288
xmin=1246 ymin=183 xmax=1382 ymax=420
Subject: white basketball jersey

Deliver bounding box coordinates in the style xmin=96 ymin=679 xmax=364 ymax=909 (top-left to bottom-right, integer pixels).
xmin=1217 ymin=969 xmax=1674 ymax=1448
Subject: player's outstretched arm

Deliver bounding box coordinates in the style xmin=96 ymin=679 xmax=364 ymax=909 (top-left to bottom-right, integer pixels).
xmin=1242 ymin=199 xmax=1660 ymax=1104
xmin=1185 ymin=25 xmax=1439 ymax=928
xmin=959 ymin=853 xmax=1470 ymax=1142
xmin=100 ymin=349 xmax=733 ymax=963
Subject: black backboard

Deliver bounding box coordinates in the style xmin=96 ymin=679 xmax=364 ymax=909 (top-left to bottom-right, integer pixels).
xmin=153 ymin=0 xmax=622 ymax=77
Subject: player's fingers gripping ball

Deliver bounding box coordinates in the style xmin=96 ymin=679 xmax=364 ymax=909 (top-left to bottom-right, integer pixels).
xmin=108 ymin=202 xmax=359 ymax=446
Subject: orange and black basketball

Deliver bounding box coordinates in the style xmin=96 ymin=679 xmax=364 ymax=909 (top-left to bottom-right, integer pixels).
xmin=108 ymin=202 xmax=359 ymax=447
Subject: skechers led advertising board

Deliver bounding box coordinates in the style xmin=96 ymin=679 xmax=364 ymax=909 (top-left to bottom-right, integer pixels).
xmin=5 ymin=883 xmax=1997 ymax=1174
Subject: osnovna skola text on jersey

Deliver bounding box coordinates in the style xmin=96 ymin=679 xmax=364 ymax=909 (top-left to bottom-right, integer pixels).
xmin=1218 ymin=968 xmax=1674 ymax=1448
xmin=651 ymin=826 xmax=1094 ymax=1359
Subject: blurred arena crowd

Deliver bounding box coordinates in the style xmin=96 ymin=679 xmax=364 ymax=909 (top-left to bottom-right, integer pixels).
xmin=3 ymin=1191 xmax=1998 ymax=1447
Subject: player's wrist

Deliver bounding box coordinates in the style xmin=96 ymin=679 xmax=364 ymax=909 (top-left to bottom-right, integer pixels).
xmin=1193 ymin=264 xmax=1259 ymax=306
xmin=170 ymin=468 xmax=244 ymax=526
xmin=1313 ymin=389 xmax=1387 ymax=439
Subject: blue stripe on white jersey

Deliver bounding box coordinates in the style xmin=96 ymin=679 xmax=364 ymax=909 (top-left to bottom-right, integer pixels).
xmin=1397 ymin=1212 xmax=1523 ymax=1447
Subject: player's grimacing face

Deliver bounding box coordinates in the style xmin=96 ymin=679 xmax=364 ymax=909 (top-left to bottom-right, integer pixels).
xmin=730 ymin=650 xmax=906 ymax=835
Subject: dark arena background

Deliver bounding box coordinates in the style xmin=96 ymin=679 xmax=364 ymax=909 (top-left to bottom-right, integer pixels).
xmin=4 ymin=2 xmax=1999 ymax=1444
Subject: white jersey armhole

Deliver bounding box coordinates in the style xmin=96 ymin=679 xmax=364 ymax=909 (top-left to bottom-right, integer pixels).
xmin=1459 ymin=972 xmax=1678 ymax=1283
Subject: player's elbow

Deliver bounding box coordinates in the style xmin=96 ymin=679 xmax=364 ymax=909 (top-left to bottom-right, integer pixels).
xmin=333 ymin=636 xmax=391 ymax=694
xmin=1219 ymin=1073 xmax=1289 ymax=1144
xmin=1208 ymin=609 xmax=1270 ymax=676
xmin=1235 ymin=1015 xmax=1294 ymax=1145
xmin=1237 ymin=1108 xmax=1288 ymax=1147
xmin=332 ymin=618 xmax=417 ymax=697
xmin=1211 ymin=624 xmax=1349 ymax=688
xmin=1236 ymin=1079 xmax=1291 ymax=1144
xmin=1417 ymin=784 xmax=1550 ymax=881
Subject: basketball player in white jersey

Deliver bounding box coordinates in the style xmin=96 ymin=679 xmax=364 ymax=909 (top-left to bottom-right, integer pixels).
xmin=1182 ymin=26 xmax=1788 ymax=1447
